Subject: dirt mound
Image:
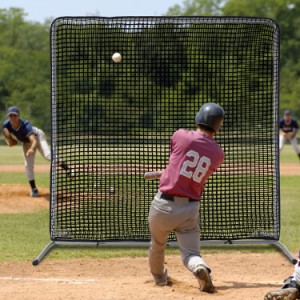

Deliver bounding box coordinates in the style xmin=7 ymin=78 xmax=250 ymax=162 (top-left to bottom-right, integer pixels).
xmin=0 ymin=184 xmax=49 ymax=214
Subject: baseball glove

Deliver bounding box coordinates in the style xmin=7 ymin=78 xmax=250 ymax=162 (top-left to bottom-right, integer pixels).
xmin=264 ymin=287 xmax=299 ymax=300
xmin=1 ymin=128 xmax=17 ymax=146
xmin=264 ymin=277 xmax=300 ymax=300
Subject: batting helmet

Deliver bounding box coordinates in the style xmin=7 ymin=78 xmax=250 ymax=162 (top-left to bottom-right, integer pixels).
xmin=195 ymin=102 xmax=224 ymax=133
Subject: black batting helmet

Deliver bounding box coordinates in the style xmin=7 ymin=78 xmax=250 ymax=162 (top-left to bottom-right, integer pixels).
xmin=195 ymin=102 xmax=224 ymax=133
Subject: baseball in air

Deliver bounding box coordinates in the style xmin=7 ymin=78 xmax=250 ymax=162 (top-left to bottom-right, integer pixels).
xmin=112 ymin=52 xmax=122 ymax=63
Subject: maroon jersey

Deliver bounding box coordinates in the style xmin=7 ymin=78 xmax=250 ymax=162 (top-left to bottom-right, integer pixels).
xmin=159 ymin=129 xmax=224 ymax=200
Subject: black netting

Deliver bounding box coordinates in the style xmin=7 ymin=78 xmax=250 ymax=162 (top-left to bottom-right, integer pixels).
xmin=50 ymin=17 xmax=280 ymax=243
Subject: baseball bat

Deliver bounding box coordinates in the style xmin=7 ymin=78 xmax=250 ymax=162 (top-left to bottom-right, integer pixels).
xmin=144 ymin=171 xmax=162 ymax=181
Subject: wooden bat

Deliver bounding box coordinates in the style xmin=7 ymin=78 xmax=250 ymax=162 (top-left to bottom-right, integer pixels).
xmin=144 ymin=171 xmax=162 ymax=181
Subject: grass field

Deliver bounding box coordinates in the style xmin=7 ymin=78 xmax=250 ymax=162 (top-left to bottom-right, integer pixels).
xmin=279 ymin=142 xmax=300 ymax=163
xmin=0 ymin=144 xmax=299 ymax=262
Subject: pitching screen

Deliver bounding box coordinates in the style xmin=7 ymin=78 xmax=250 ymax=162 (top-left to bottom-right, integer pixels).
xmin=50 ymin=17 xmax=280 ymax=243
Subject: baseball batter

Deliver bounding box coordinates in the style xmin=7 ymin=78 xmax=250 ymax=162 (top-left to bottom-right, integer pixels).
xmin=264 ymin=251 xmax=300 ymax=300
xmin=148 ymin=102 xmax=225 ymax=293
xmin=279 ymin=109 xmax=300 ymax=161
xmin=2 ymin=106 xmax=72 ymax=197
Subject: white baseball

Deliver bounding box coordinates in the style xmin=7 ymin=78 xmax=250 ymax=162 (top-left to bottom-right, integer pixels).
xmin=112 ymin=53 xmax=122 ymax=63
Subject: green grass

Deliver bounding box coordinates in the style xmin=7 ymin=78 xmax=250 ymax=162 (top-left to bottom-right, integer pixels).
xmin=0 ymin=172 xmax=50 ymax=187
xmin=0 ymin=145 xmax=299 ymax=262
xmin=0 ymin=209 xmax=157 ymax=261
xmin=280 ymin=143 xmax=300 ymax=163
xmin=0 ymin=144 xmax=49 ymax=164
xmin=0 ymin=145 xmax=50 ymax=187
xmin=280 ymin=176 xmax=300 ymax=248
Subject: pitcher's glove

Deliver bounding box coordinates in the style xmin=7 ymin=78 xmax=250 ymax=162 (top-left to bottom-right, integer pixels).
xmin=2 ymin=128 xmax=17 ymax=146
xmin=264 ymin=277 xmax=300 ymax=300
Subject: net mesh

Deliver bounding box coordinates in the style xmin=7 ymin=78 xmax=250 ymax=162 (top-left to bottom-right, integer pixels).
xmin=50 ymin=17 xmax=280 ymax=243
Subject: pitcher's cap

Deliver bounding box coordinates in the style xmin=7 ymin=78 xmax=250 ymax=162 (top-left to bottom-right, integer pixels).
xmin=7 ymin=106 xmax=20 ymax=116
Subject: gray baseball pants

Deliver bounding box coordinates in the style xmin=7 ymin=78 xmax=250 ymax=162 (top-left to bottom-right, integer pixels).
xmin=148 ymin=190 xmax=210 ymax=285
xmin=22 ymin=127 xmax=51 ymax=181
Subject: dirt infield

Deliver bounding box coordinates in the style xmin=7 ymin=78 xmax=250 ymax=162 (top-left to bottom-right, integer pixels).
xmin=279 ymin=162 xmax=300 ymax=175
xmin=0 ymin=252 xmax=296 ymax=300
xmin=0 ymin=163 xmax=299 ymax=300
xmin=0 ymin=184 xmax=49 ymax=213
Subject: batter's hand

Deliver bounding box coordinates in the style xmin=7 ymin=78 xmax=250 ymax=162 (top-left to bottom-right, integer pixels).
xmin=2 ymin=128 xmax=17 ymax=146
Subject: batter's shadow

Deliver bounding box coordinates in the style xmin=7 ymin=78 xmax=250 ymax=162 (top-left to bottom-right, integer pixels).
xmin=216 ymin=281 xmax=281 ymax=291
xmin=154 ymin=278 xmax=281 ymax=293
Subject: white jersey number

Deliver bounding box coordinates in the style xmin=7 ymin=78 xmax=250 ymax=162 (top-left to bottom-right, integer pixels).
xmin=180 ymin=150 xmax=211 ymax=183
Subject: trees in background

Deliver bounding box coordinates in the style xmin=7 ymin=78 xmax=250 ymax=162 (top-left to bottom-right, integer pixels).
xmin=166 ymin=0 xmax=300 ymax=117
xmin=1 ymin=1 xmax=300 ymax=136
xmin=0 ymin=8 xmax=51 ymax=132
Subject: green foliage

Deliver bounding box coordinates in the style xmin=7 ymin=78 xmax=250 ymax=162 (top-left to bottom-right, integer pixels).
xmin=0 ymin=3 xmax=300 ymax=133
xmin=166 ymin=0 xmax=223 ymax=16
xmin=166 ymin=0 xmax=300 ymax=120
xmin=221 ymin=0 xmax=300 ymax=117
xmin=51 ymin=20 xmax=277 ymax=138
xmin=0 ymin=8 xmax=51 ymax=132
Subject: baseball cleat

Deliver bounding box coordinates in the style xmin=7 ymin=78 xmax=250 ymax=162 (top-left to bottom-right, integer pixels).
xmin=30 ymin=188 xmax=40 ymax=197
xmin=156 ymin=276 xmax=172 ymax=286
xmin=154 ymin=269 xmax=171 ymax=287
xmin=194 ymin=265 xmax=216 ymax=293
xmin=264 ymin=287 xmax=299 ymax=300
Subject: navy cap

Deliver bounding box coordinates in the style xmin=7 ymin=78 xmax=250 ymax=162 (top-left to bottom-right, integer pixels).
xmin=7 ymin=106 xmax=20 ymax=116
xmin=284 ymin=109 xmax=291 ymax=115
